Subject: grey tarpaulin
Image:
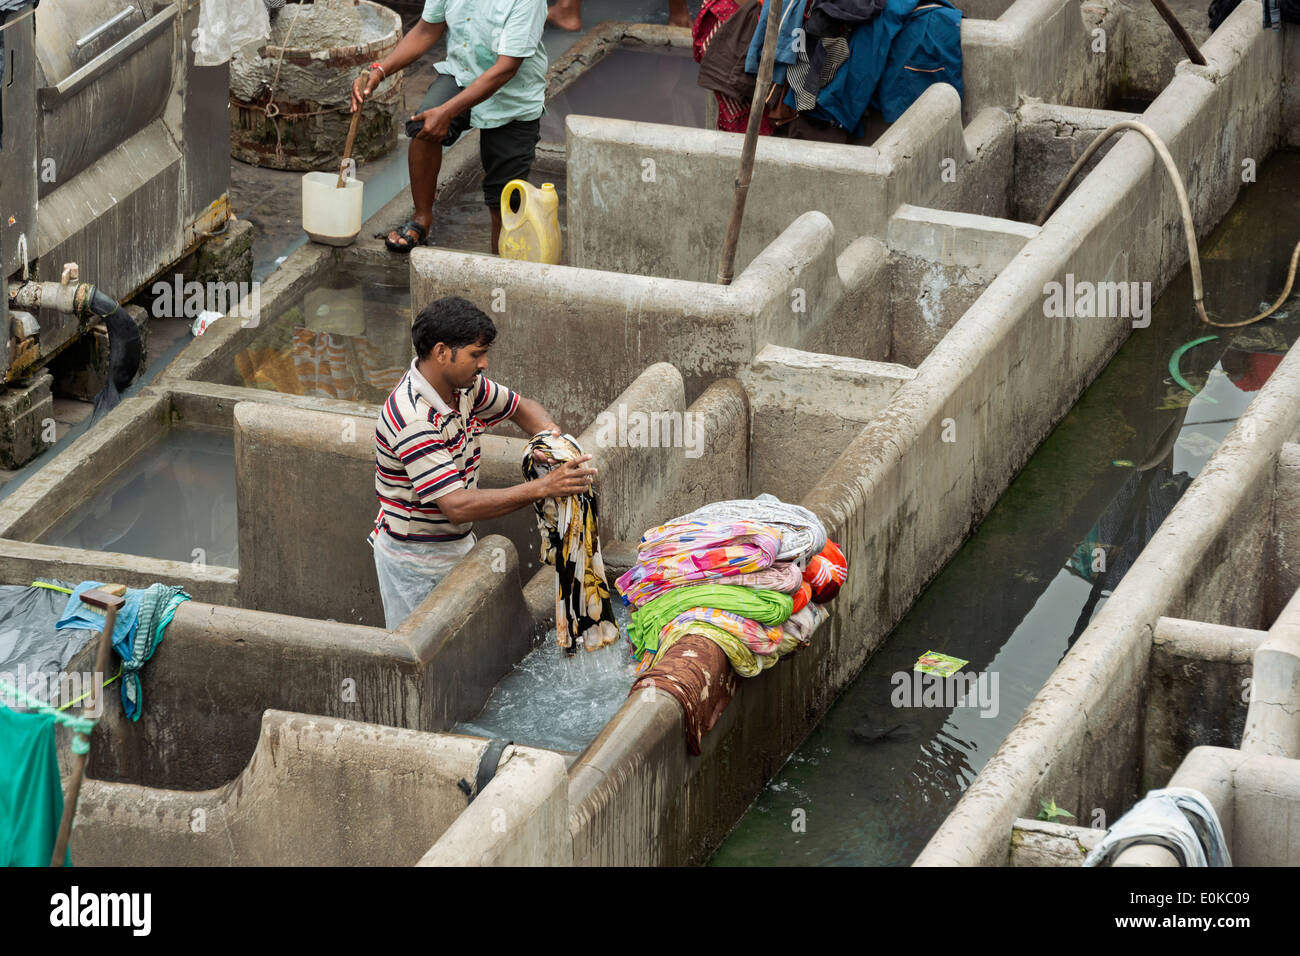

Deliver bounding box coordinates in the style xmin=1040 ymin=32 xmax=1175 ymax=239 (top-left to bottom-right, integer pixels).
xmin=1084 ymin=787 xmax=1232 ymax=867
xmin=0 ymin=581 xmax=97 ymax=692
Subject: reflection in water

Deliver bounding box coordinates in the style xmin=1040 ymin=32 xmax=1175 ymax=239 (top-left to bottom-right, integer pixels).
xmin=226 ymin=270 xmax=412 ymax=403
xmin=40 ymin=426 xmax=238 ymax=568
xmin=711 ymin=151 xmax=1300 ymax=866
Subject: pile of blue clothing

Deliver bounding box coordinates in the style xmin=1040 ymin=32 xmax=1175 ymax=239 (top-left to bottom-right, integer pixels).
xmin=747 ymin=0 xmax=962 ymax=135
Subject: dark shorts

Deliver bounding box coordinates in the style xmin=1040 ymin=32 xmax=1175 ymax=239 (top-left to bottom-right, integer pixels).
xmin=407 ymin=72 xmax=541 ymax=209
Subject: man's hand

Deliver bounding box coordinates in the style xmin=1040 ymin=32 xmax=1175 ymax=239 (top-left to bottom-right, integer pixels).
xmin=351 ymin=70 xmax=380 ymax=112
xmin=412 ymin=106 xmax=452 ymax=143
xmin=536 ymin=455 xmax=597 ymax=498
xmin=531 ymin=425 xmax=562 ymax=465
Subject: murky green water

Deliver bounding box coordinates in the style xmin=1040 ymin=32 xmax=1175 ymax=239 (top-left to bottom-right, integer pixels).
xmin=711 ymin=151 xmax=1300 ymax=866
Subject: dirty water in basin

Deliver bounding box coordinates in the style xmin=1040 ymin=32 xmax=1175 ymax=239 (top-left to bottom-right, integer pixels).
xmin=711 ymin=151 xmax=1300 ymax=866
xmin=540 ymin=47 xmax=705 ymax=143
xmin=455 ymin=601 xmax=638 ymax=754
xmin=220 ymin=266 xmax=413 ymax=403
xmin=40 ymin=425 xmax=238 ymax=568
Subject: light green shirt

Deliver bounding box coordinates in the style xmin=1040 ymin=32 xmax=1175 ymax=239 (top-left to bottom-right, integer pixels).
xmin=422 ymin=0 xmax=548 ymax=129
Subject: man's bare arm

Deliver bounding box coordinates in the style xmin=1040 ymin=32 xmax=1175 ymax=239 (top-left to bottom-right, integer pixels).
xmin=436 ymin=456 xmax=597 ymax=524
xmin=352 ymin=19 xmax=446 ymax=110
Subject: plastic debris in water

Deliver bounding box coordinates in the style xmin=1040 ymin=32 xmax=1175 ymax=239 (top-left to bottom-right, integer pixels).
xmin=1112 ymin=459 xmax=1134 ymax=467
xmin=914 ymin=650 xmax=968 ymax=677
xmin=1169 ymin=335 xmax=1220 ymax=404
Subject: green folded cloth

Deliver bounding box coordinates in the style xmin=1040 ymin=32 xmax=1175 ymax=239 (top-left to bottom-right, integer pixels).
xmin=628 ymin=584 xmax=793 ymax=658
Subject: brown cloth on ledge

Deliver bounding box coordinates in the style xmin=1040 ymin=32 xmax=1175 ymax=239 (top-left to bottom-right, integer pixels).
xmin=629 ymin=633 xmax=738 ymax=755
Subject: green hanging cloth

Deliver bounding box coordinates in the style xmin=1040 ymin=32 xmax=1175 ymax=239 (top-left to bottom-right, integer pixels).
xmin=0 ymin=704 xmax=71 ymax=866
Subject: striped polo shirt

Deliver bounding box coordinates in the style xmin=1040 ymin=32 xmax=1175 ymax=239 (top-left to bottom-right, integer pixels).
xmin=371 ymin=361 xmax=519 ymax=542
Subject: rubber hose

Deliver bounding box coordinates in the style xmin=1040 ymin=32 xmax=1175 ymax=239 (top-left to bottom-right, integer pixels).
xmin=472 ymin=737 xmax=514 ymax=801
xmin=87 ymin=288 xmax=143 ymax=418
xmin=1036 ymin=121 xmax=1299 ymax=329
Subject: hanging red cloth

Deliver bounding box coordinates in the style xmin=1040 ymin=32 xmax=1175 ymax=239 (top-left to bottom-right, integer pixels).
xmin=693 ymin=0 xmax=775 ymax=135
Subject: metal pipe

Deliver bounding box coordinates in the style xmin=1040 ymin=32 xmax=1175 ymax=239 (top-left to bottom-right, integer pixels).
xmin=76 ymin=6 xmax=134 ymax=48
xmin=7 ymin=279 xmax=94 ymax=317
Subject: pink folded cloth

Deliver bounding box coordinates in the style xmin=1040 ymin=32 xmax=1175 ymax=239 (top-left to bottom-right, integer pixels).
xmin=699 ymin=561 xmax=804 ymax=593
xmin=616 ymin=520 xmax=782 ymax=608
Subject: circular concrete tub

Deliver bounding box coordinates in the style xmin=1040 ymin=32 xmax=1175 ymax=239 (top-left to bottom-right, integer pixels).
xmin=230 ymin=0 xmax=403 ymax=170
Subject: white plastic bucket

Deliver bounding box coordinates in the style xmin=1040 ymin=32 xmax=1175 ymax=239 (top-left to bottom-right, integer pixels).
xmin=302 ymin=172 xmax=364 ymax=246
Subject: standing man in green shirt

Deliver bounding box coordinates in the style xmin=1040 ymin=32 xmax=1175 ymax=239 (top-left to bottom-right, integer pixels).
xmin=351 ymin=0 xmax=548 ymax=255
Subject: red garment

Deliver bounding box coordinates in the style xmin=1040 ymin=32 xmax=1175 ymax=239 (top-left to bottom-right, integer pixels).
xmin=1229 ymin=351 xmax=1284 ymax=393
xmin=693 ymin=0 xmax=775 ymax=135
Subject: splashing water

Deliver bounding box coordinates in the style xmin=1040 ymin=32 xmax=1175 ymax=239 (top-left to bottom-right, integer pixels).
xmin=455 ymin=602 xmax=639 ymax=754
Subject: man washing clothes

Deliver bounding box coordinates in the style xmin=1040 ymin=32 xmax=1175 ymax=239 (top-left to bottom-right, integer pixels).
xmin=351 ymin=0 xmax=548 ymax=255
xmin=371 ymin=295 xmax=596 ymax=628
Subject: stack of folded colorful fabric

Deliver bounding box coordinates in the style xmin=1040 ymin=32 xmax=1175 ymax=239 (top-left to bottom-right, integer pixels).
xmin=618 ymin=494 xmax=848 ymax=753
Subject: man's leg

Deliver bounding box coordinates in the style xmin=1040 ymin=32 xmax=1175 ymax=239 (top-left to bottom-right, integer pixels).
xmin=390 ymin=73 xmax=470 ymax=250
xmin=480 ymin=116 xmax=542 ymax=255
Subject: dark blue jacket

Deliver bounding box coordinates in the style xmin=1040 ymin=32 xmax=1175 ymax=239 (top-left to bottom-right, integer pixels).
xmin=788 ymin=0 xmax=962 ymax=135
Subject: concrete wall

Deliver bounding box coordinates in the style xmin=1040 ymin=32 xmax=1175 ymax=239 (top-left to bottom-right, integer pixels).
xmin=886 ymin=204 xmax=1039 ymax=364
xmin=1163 ymin=746 xmax=1300 ymax=866
xmin=565 ymin=84 xmax=1012 ymax=283
xmin=568 ymin=615 xmax=834 ymax=865
xmin=72 ymin=710 xmax=568 ymax=866
xmin=1012 ymin=103 xmax=1145 ymax=223
xmin=76 ymin=535 xmax=532 ymax=790
xmin=581 ymin=362 xmax=749 ymax=544
xmin=1143 ymin=617 xmax=1267 ymax=789
xmin=410 ymin=210 xmax=885 ymax=430
xmin=232 ymin=400 xmax=548 ymax=623
xmin=420 ymin=745 xmax=572 ymax=866
xmin=739 ymin=345 xmax=916 ymax=504
xmin=960 ymin=0 xmax=1121 ymax=119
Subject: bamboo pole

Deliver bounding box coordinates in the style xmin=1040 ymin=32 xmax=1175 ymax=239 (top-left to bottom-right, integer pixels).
xmin=338 ymin=106 xmax=364 ymax=188
xmin=50 ymin=589 xmax=124 ymax=867
xmin=1148 ymin=0 xmax=1207 ymax=66
xmin=717 ymin=0 xmax=786 ymax=285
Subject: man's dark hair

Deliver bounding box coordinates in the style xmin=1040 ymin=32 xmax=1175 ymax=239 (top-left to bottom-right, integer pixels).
xmin=412 ymin=295 xmax=497 ymax=360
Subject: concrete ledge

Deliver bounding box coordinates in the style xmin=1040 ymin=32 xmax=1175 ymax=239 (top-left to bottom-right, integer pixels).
xmin=741 ymin=344 xmax=915 ymax=503
xmin=1241 ymin=587 xmax=1300 ymax=758
xmin=420 ymin=746 xmax=572 ymax=866
xmin=917 ymin=325 xmax=1300 ymax=866
xmin=72 ymin=711 xmax=508 ymax=866
xmin=410 ymin=210 xmax=867 ymax=429
xmin=1009 ymin=818 xmax=1105 ymax=866
xmin=1144 ymin=617 xmax=1268 ymax=789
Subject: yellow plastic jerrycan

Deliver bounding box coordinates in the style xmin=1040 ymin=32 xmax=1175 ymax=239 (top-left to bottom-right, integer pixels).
xmin=498 ymin=179 xmax=562 ymax=264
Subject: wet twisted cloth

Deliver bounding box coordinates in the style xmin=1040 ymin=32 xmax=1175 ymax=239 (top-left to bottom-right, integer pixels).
xmin=669 ymin=494 xmax=827 ymax=563
xmin=522 ymin=432 xmax=619 ymax=653
xmin=616 ymin=520 xmax=783 ymax=608
xmin=630 ymin=633 xmax=738 ymax=755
